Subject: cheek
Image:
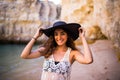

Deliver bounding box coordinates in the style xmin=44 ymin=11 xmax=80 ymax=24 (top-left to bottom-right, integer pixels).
xmin=64 ymin=35 xmax=68 ymax=41
xmin=54 ymin=36 xmax=57 ymax=40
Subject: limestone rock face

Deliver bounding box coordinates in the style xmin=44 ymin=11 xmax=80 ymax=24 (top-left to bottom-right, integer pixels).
xmin=0 ymin=0 xmax=61 ymax=43
xmin=61 ymin=0 xmax=120 ymax=49
xmin=93 ymin=0 xmax=120 ymax=49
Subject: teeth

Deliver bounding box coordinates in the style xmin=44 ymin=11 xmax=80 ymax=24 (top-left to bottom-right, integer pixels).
xmin=57 ymin=40 xmax=63 ymax=43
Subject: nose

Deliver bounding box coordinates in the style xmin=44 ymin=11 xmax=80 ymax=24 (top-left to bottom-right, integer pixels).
xmin=57 ymin=34 xmax=61 ymax=40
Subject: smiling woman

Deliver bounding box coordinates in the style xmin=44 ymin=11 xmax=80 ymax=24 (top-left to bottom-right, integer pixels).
xmin=54 ymin=29 xmax=68 ymax=47
xmin=20 ymin=20 xmax=93 ymax=80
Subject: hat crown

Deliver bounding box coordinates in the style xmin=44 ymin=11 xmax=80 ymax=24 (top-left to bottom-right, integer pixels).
xmin=53 ymin=21 xmax=67 ymax=27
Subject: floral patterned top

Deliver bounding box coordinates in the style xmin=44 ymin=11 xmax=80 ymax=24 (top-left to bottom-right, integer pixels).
xmin=41 ymin=47 xmax=72 ymax=80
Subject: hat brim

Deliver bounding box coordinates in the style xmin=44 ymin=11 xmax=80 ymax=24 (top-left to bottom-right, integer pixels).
xmin=42 ymin=23 xmax=81 ymax=40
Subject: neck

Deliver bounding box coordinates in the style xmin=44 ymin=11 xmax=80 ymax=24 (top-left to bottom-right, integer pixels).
xmin=56 ymin=45 xmax=68 ymax=51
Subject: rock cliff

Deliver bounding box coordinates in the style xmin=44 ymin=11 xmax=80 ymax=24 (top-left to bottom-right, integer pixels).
xmin=0 ymin=0 xmax=61 ymax=43
xmin=0 ymin=0 xmax=120 ymax=50
xmin=61 ymin=0 xmax=120 ymax=49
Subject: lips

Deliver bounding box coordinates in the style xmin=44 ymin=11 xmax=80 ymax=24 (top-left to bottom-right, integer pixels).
xmin=56 ymin=38 xmax=65 ymax=45
xmin=56 ymin=39 xmax=63 ymax=43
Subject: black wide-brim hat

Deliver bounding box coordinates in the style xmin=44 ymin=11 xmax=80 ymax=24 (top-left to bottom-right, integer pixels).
xmin=42 ymin=21 xmax=81 ymax=41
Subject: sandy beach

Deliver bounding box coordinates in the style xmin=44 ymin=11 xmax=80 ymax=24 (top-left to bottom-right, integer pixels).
xmin=1 ymin=40 xmax=120 ymax=80
xmin=71 ymin=40 xmax=120 ymax=80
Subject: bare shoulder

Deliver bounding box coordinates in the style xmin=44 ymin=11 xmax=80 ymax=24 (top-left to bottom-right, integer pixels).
xmin=38 ymin=46 xmax=46 ymax=51
xmin=70 ymin=49 xmax=81 ymax=55
xmin=36 ymin=46 xmax=46 ymax=54
xmin=70 ymin=49 xmax=82 ymax=64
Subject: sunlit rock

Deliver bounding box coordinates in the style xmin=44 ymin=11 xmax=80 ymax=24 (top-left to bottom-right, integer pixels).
xmin=61 ymin=0 xmax=120 ymax=49
xmin=0 ymin=0 xmax=61 ymax=43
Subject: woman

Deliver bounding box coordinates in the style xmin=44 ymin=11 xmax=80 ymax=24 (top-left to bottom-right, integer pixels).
xmin=21 ymin=21 xmax=93 ymax=80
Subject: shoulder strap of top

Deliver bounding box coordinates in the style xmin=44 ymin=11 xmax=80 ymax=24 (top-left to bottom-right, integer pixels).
xmin=62 ymin=47 xmax=71 ymax=61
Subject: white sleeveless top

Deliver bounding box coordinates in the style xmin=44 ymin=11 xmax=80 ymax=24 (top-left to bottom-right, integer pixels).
xmin=41 ymin=47 xmax=72 ymax=80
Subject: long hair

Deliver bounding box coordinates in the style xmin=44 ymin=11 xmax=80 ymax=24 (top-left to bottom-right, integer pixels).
xmin=42 ymin=30 xmax=78 ymax=58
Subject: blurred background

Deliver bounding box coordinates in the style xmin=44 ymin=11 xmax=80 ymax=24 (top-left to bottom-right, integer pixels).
xmin=0 ymin=0 xmax=120 ymax=80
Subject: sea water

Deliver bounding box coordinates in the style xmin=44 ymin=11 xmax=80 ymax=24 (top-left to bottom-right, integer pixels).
xmin=0 ymin=44 xmax=44 ymax=80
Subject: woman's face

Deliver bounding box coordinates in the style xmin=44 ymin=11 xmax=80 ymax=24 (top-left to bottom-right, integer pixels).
xmin=54 ymin=29 xmax=68 ymax=46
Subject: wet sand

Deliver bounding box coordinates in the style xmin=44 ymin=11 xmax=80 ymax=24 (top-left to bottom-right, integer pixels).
xmin=1 ymin=40 xmax=120 ymax=80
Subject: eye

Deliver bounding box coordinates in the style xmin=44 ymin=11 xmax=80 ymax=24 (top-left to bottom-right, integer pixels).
xmin=54 ymin=32 xmax=58 ymax=36
xmin=61 ymin=32 xmax=65 ymax=35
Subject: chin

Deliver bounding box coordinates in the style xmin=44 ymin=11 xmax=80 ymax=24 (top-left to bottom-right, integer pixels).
xmin=57 ymin=43 xmax=64 ymax=46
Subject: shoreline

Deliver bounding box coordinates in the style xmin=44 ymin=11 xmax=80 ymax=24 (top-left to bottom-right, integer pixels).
xmin=1 ymin=40 xmax=120 ymax=80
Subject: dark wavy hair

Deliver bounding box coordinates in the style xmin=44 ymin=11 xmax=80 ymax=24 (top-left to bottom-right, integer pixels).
xmin=42 ymin=29 xmax=78 ymax=58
